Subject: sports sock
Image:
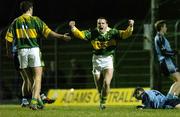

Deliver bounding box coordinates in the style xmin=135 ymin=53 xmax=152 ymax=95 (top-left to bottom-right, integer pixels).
xmin=31 ymin=98 xmax=38 ymax=105
xmin=38 ymin=99 xmax=44 ymax=106
xmin=40 ymin=93 xmax=47 ymax=100
xmin=100 ymin=96 xmax=107 ymax=104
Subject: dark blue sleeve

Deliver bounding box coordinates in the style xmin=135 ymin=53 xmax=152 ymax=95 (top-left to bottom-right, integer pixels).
xmin=157 ymin=35 xmax=177 ymax=57
xmin=142 ymin=93 xmax=152 ymax=108
xmin=162 ymin=49 xmax=177 ymax=57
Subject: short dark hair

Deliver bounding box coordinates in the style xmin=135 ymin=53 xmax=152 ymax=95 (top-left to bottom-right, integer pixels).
xmin=154 ymin=20 xmax=166 ymax=32
xmin=97 ymin=17 xmax=108 ymax=24
xmin=20 ymin=1 xmax=33 ymax=13
xmin=133 ymin=87 xmax=144 ymax=97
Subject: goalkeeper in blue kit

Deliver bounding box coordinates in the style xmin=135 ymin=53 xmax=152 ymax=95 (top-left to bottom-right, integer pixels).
xmin=133 ymin=87 xmax=180 ymax=109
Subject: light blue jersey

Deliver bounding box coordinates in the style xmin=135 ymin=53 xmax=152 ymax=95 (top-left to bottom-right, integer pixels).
xmin=142 ymin=90 xmax=167 ymax=108
xmin=154 ymin=32 xmax=173 ymax=62
xmin=154 ymin=32 xmax=177 ymax=76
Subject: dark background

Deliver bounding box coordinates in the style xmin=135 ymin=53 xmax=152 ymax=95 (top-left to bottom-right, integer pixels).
xmin=0 ymin=0 xmax=180 ymax=28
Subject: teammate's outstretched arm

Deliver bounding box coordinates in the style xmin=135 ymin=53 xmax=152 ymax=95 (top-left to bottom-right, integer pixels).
xmin=48 ymin=31 xmax=71 ymax=41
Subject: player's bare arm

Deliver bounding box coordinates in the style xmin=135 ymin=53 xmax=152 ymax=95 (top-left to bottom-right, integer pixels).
xmin=48 ymin=31 xmax=71 ymax=41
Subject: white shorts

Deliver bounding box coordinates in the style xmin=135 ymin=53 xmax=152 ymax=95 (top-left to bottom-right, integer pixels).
xmin=18 ymin=47 xmax=43 ymax=69
xmin=92 ymin=54 xmax=114 ymax=75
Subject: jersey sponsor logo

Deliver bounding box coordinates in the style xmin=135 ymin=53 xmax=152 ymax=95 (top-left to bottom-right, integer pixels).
xmin=91 ymin=39 xmax=116 ymax=50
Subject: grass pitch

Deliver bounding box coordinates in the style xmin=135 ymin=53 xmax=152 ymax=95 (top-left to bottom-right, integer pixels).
xmin=0 ymin=105 xmax=180 ymax=117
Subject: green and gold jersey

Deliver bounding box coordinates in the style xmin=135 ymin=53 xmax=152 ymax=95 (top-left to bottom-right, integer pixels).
xmin=72 ymin=26 xmax=133 ymax=55
xmin=5 ymin=14 xmax=52 ymax=49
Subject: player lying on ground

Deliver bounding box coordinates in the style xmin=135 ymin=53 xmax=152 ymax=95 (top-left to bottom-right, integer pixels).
xmin=133 ymin=87 xmax=180 ymax=109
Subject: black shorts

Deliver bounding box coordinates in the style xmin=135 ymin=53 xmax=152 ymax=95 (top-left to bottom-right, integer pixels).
xmin=160 ymin=59 xmax=178 ymax=76
xmin=164 ymin=99 xmax=180 ymax=107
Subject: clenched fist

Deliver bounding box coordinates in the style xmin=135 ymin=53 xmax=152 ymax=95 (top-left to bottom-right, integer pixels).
xmin=128 ymin=19 xmax=134 ymax=27
xmin=69 ymin=21 xmax=76 ymax=28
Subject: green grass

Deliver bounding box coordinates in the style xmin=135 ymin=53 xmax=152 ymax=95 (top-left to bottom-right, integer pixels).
xmin=0 ymin=105 xmax=180 ymax=117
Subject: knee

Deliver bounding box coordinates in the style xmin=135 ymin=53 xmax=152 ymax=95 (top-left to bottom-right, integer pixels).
xmin=104 ymin=80 xmax=111 ymax=87
xmin=34 ymin=77 xmax=42 ymax=83
xmin=172 ymin=75 xmax=180 ymax=82
xmin=175 ymin=77 xmax=180 ymax=82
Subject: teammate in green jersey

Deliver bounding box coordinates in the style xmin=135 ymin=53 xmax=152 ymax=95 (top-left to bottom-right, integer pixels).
xmin=5 ymin=1 xmax=71 ymax=110
xmin=69 ymin=17 xmax=134 ymax=110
